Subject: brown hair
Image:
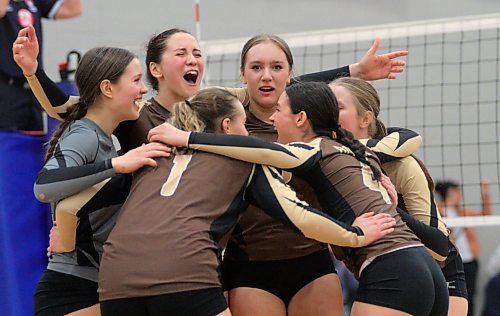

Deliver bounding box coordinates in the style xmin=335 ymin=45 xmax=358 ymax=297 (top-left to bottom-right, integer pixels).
xmin=240 ymin=34 xmax=294 ymax=72
xmin=168 ymin=88 xmax=241 ymax=133
xmin=145 ymin=28 xmax=192 ymax=91
xmin=330 ymin=77 xmax=387 ymax=139
xmin=286 ymin=81 xmax=381 ymax=180
xmin=46 ymin=47 xmax=136 ymax=160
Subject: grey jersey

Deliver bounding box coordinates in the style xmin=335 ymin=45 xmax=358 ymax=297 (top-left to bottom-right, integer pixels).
xmin=34 ymin=118 xmax=128 ymax=282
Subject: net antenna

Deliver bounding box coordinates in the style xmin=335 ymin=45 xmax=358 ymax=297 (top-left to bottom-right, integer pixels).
xmin=195 ymin=0 xmax=201 ymax=41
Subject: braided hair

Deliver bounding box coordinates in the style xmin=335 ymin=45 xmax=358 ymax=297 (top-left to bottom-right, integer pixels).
xmin=285 ymin=81 xmax=381 ymax=180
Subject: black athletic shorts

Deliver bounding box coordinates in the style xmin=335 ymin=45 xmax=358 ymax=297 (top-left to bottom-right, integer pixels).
xmin=441 ymin=240 xmax=468 ymax=299
xmin=100 ymin=287 xmax=227 ymax=316
xmin=222 ymin=248 xmax=336 ymax=305
xmin=34 ymin=269 xmax=98 ymax=316
xmin=356 ymin=246 xmax=449 ymax=316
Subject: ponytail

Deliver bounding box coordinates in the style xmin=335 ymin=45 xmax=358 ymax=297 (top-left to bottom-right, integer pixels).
xmin=168 ymin=87 xmax=241 ymax=133
xmin=169 ymin=100 xmax=206 ymax=132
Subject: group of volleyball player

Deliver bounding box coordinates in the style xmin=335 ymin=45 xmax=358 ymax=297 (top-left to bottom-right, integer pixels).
xmin=11 ymin=22 xmax=468 ymax=316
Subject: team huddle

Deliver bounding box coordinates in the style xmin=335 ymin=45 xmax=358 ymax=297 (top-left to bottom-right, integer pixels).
xmin=12 ymin=22 xmax=468 ymax=316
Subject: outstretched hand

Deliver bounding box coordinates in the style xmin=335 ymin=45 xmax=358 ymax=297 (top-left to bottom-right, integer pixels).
xmin=353 ymin=212 xmax=396 ymax=246
xmin=12 ymin=25 xmax=39 ymax=76
xmin=350 ymin=37 xmax=408 ymax=80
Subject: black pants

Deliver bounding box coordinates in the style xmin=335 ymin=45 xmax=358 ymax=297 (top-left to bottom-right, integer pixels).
xmin=464 ymin=259 xmax=479 ymax=316
xmin=0 ymin=73 xmax=45 ymax=132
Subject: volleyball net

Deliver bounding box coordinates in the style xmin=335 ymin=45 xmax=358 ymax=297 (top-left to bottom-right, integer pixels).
xmin=127 ymin=13 xmax=499 ymax=224
xmin=199 ymin=13 xmax=500 ymax=216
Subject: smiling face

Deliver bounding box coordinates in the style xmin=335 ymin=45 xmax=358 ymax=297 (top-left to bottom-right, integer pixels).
xmin=241 ymin=40 xmax=292 ymax=112
xmin=151 ymin=32 xmax=205 ymax=102
xmin=110 ymin=57 xmax=148 ymax=121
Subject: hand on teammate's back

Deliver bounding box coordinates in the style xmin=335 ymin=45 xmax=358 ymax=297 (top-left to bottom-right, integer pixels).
xmin=353 ymin=212 xmax=396 ymax=246
xmin=112 ymin=142 xmax=172 ymax=173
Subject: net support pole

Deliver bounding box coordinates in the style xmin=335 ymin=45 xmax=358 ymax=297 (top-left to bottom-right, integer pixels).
xmin=195 ymin=0 xmax=201 ymax=41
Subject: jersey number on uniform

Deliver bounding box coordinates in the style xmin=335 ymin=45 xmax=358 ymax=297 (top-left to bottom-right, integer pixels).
xmin=160 ymin=154 xmax=193 ymax=197
xmin=360 ymin=163 xmax=392 ymax=204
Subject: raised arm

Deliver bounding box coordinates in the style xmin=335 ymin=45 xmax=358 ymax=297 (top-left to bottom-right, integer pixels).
xmin=12 ymin=25 xmax=39 ymax=76
xmin=457 ymin=179 xmax=492 ymax=217
xmin=0 ymin=0 xmax=8 ymax=17
xmin=13 ymin=25 xmax=77 ymax=120
xmin=294 ymin=65 xmax=351 ymax=83
xmin=349 ymin=38 xmax=407 ymax=80
xmin=362 ymin=127 xmax=422 ymax=163
xmin=295 ymin=38 xmax=407 ymax=83
xmin=54 ymin=0 xmax=82 ymax=19
xmin=481 ymin=179 xmax=492 ymax=216
xmin=248 ymin=164 xmax=395 ymax=247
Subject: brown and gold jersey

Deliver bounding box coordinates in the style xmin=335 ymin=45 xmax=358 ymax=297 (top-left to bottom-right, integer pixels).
xmin=361 ymin=133 xmax=449 ymax=262
xmin=186 ymin=133 xmax=422 ymax=277
xmin=99 ymin=146 xmax=372 ymax=300
xmin=114 ymin=98 xmax=171 ymax=154
xmin=225 ymin=107 xmax=325 ymax=261
xmin=98 ymin=152 xmax=252 ymax=301
xmin=380 ymin=155 xmax=449 ymax=261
